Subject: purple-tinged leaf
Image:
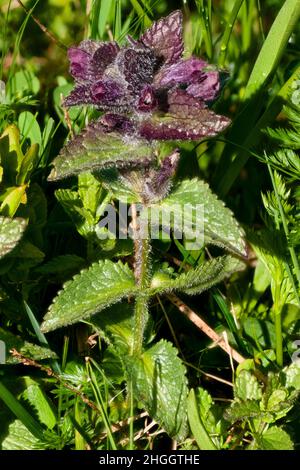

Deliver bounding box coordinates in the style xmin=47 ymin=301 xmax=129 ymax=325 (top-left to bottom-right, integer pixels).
xmin=154 ymin=58 xmax=207 ymax=87
xmin=139 ymin=89 xmax=230 ymax=141
xmin=90 ymin=42 xmax=120 ymax=79
xmin=48 ymin=119 xmax=154 ymax=181
xmin=68 ymin=40 xmax=119 ymax=83
xmin=187 ymin=71 xmax=220 ymax=102
xmin=117 ymin=47 xmax=157 ymax=94
xmin=140 ymin=10 xmax=184 ymax=65
xmin=68 ymin=47 xmax=91 ymax=81
xmin=64 ymin=84 xmax=91 ymax=107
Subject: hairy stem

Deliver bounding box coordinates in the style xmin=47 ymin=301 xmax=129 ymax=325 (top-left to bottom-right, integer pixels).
xmin=131 ymin=204 xmax=151 ymax=356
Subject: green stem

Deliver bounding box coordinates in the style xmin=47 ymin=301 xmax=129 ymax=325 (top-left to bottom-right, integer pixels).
xmin=219 ymin=0 xmax=244 ymax=67
xmin=275 ymin=311 xmax=283 ymax=367
xmin=132 ymin=235 xmax=151 ymax=356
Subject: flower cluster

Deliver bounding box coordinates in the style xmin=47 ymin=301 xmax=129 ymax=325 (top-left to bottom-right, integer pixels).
xmin=65 ymin=11 xmax=230 ymax=141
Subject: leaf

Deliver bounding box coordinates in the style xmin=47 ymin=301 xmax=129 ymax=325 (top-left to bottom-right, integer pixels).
xmin=0 ymin=185 xmax=27 ymax=217
xmin=16 ymin=143 xmax=39 ymax=185
xmin=1 ymin=420 xmax=39 ymax=450
xmin=257 ymin=426 xmax=294 ymax=450
xmin=224 ymin=400 xmax=262 ymax=422
xmin=36 ymin=255 xmax=85 ymax=276
xmin=187 ymin=389 xmax=217 ymax=450
xmin=18 ymin=111 xmax=42 ymax=148
xmin=143 ymin=178 xmax=246 ymax=256
xmin=234 ymin=370 xmax=262 ymax=401
xmin=0 ymin=327 xmax=57 ymax=363
xmin=126 ymin=339 xmax=188 ymax=440
xmin=0 ymin=216 xmax=26 ymax=259
xmin=0 ymin=382 xmax=44 ymax=440
xmin=90 ymin=302 xmax=135 ymax=353
xmin=140 ymin=10 xmax=183 ymax=65
xmin=150 ymin=255 xmax=244 ymax=295
xmin=283 ymin=363 xmax=300 ymax=390
xmin=139 ymin=89 xmax=230 ymax=141
xmin=41 ymin=260 xmax=136 ymax=332
xmin=22 ymin=379 xmax=56 ymax=429
xmin=243 ymin=0 xmax=300 ymax=101
xmin=48 ymin=120 xmax=154 ymax=181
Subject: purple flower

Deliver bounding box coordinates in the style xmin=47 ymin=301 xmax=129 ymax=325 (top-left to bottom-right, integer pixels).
xmin=64 ymin=11 xmax=230 ymax=140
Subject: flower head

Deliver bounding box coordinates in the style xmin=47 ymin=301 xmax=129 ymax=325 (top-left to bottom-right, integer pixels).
xmin=65 ymin=11 xmax=230 ymax=141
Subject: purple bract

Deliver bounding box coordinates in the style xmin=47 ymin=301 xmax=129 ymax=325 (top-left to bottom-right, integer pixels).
xmin=64 ymin=11 xmax=230 ymax=141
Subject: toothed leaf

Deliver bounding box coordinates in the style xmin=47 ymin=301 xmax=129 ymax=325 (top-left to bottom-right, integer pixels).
xmin=48 ymin=120 xmax=154 ymax=181
xmin=139 ymin=89 xmax=230 ymax=141
xmin=150 ymin=256 xmax=245 ymax=295
xmin=143 ymin=178 xmax=246 ymax=256
xmin=0 ymin=216 xmax=26 ymax=259
xmin=41 ymin=260 xmax=136 ymax=332
xmin=140 ymin=10 xmax=184 ymax=65
xmin=125 ymin=339 xmax=188 ymax=440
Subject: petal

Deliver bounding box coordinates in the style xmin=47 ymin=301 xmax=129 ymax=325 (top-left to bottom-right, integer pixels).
xmin=140 ymin=10 xmax=184 ymax=65
xmin=64 ymin=84 xmax=91 ymax=107
xmin=154 ymin=58 xmax=207 ymax=87
xmin=139 ymin=89 xmax=230 ymax=141
xmin=91 ymin=79 xmax=133 ymax=110
xmin=68 ymin=47 xmax=91 ymax=81
xmin=116 ymin=47 xmax=157 ymax=94
xmin=90 ymin=42 xmax=120 ymax=79
xmin=187 ymin=71 xmax=220 ymax=102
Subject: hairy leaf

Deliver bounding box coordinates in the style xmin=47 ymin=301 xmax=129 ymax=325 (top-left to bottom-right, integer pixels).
xmin=140 ymin=10 xmax=184 ymax=65
xmin=0 ymin=216 xmax=26 ymax=259
xmin=139 ymin=89 xmax=230 ymax=141
xmin=126 ymin=339 xmax=188 ymax=440
xmin=48 ymin=119 xmax=154 ymax=181
xmin=150 ymin=256 xmax=244 ymax=295
xmin=143 ymin=178 xmax=246 ymax=256
xmin=1 ymin=420 xmax=39 ymax=450
xmin=41 ymin=260 xmax=136 ymax=332
xmin=257 ymin=426 xmax=294 ymax=450
xmin=0 ymin=327 xmax=57 ymax=363
xmin=234 ymin=370 xmax=262 ymax=401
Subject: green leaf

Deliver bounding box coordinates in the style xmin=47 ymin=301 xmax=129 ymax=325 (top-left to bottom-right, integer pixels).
xmin=150 ymin=256 xmax=245 ymax=295
xmin=22 ymin=379 xmax=56 ymax=430
xmin=144 ymin=179 xmax=246 ymax=256
xmin=18 ymin=111 xmax=42 ymax=148
xmin=1 ymin=420 xmax=39 ymax=450
xmin=187 ymin=389 xmax=217 ymax=450
xmin=48 ymin=122 xmax=154 ymax=181
xmin=257 ymin=426 xmax=294 ymax=450
xmin=90 ymin=302 xmax=135 ymax=353
xmin=0 ymin=185 xmax=27 ymax=217
xmin=0 ymin=382 xmax=44 ymax=440
xmin=41 ymin=260 xmax=137 ymax=332
xmin=234 ymin=370 xmax=262 ymax=401
xmin=283 ymin=363 xmax=300 ymax=390
xmin=36 ymin=255 xmax=85 ymax=276
xmin=7 ymin=70 xmax=40 ymax=97
xmin=16 ymin=143 xmax=39 ymax=185
xmin=0 ymin=327 xmax=57 ymax=363
xmin=126 ymin=339 xmax=188 ymax=440
xmin=0 ymin=216 xmax=26 ymax=259
xmin=243 ymin=0 xmax=300 ymax=101
xmin=224 ymin=400 xmax=262 ymax=422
